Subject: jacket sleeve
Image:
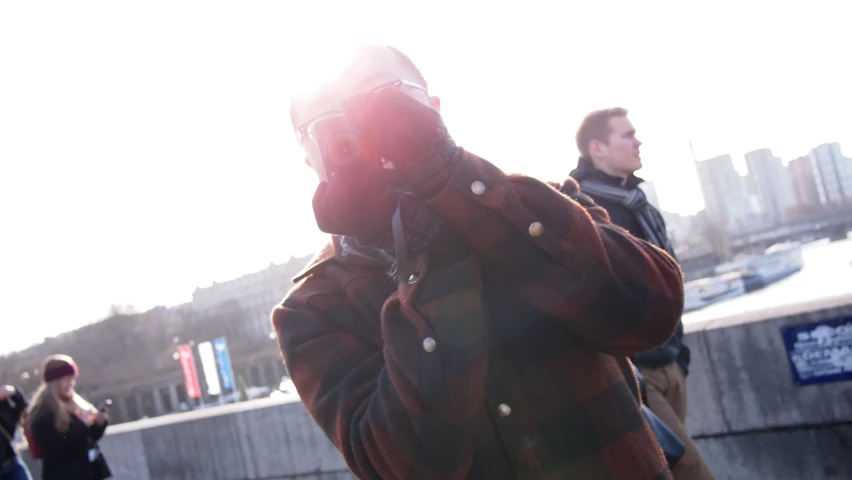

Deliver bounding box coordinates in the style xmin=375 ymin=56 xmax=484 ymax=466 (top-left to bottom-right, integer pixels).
xmin=89 ymin=419 xmax=108 ymax=442
xmin=273 ymin=248 xmax=489 ymax=480
xmin=421 ymin=151 xmax=684 ymax=355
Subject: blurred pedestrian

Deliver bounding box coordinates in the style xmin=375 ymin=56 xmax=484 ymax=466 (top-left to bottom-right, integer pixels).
xmin=26 ymin=355 xmax=111 ymax=480
xmin=1 ymin=384 xmax=33 ymax=480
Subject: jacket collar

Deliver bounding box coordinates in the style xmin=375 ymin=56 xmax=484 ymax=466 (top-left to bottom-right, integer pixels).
xmin=569 ymin=157 xmax=644 ymax=190
xmin=292 ymin=238 xmax=338 ymax=283
xmin=292 ymin=235 xmax=393 ymax=283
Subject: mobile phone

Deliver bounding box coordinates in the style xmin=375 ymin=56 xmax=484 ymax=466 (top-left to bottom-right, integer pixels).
xmin=99 ymin=399 xmax=113 ymax=412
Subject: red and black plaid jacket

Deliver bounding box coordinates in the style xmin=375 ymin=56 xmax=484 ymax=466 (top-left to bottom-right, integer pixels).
xmin=272 ymin=151 xmax=684 ymax=479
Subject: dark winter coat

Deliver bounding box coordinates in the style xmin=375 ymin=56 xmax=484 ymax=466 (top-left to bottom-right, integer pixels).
xmin=0 ymin=388 xmax=27 ymax=464
xmin=29 ymin=409 xmax=111 ymax=480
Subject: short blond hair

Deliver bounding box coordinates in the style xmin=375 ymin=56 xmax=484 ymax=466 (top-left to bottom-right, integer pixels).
xmin=576 ymin=107 xmax=628 ymax=158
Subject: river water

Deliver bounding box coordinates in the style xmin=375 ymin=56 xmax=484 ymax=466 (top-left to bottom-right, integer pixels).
xmin=682 ymin=236 xmax=852 ymax=324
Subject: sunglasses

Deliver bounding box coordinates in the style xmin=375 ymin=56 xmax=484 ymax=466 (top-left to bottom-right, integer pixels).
xmin=295 ymin=79 xmax=428 ymax=148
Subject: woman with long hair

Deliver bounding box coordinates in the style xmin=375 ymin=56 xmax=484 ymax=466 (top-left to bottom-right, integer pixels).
xmin=26 ymin=355 xmax=111 ymax=480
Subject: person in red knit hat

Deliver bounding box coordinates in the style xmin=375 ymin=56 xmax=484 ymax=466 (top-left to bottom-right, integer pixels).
xmin=26 ymin=355 xmax=111 ymax=480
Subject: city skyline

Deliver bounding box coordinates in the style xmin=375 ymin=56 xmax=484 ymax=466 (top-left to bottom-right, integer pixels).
xmin=693 ymin=142 xmax=851 ymax=231
xmin=2 ymin=1 xmax=850 ymax=354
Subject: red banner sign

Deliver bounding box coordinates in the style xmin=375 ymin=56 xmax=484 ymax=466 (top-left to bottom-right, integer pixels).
xmin=177 ymin=344 xmax=201 ymax=399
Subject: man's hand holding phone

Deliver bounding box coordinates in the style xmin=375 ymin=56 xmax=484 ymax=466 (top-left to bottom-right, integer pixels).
xmin=342 ymin=86 xmax=458 ymax=196
xmin=310 ymin=86 xmax=459 ymax=242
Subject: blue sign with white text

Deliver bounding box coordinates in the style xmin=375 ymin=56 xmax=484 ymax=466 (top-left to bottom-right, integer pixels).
xmin=781 ymin=316 xmax=852 ymax=386
xmin=213 ymin=337 xmax=236 ymax=391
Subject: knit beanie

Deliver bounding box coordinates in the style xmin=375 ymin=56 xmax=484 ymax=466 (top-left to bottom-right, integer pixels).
xmin=42 ymin=354 xmax=79 ymax=383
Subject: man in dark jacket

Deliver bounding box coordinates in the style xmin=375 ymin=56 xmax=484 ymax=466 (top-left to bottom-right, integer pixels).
xmin=570 ymin=108 xmax=714 ymax=480
xmin=273 ymin=42 xmax=685 ymax=479
xmin=1 ymin=385 xmax=33 ymax=480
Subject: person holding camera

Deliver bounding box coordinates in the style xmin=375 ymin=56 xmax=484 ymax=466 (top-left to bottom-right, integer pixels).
xmin=568 ymin=108 xmax=715 ymax=480
xmin=273 ymin=42 xmax=685 ymax=479
xmin=26 ymin=355 xmax=111 ymax=480
xmin=1 ymin=384 xmax=32 ymax=480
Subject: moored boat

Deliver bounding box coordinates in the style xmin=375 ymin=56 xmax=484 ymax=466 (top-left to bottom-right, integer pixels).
xmin=683 ymin=242 xmax=803 ymax=312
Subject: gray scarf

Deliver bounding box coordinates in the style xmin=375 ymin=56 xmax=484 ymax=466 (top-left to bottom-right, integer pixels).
xmin=339 ymin=198 xmax=446 ymax=282
xmin=578 ymin=179 xmax=675 ymax=257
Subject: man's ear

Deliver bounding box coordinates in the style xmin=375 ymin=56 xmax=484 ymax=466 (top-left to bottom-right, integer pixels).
xmin=588 ymin=139 xmax=607 ymax=159
xmin=429 ymin=95 xmax=441 ymax=113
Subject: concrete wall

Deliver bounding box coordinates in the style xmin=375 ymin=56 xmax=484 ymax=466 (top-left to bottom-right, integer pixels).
xmin=21 ymin=294 xmax=852 ymax=479
xmin=22 ymin=397 xmax=355 ymax=480
xmin=686 ymin=293 xmax=852 ymax=479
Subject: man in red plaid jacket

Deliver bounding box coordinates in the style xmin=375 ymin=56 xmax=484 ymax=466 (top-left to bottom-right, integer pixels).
xmin=273 ymin=42 xmax=685 ymax=479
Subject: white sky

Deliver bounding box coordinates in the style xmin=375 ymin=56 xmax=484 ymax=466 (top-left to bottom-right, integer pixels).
xmin=1 ymin=1 xmax=850 ymax=354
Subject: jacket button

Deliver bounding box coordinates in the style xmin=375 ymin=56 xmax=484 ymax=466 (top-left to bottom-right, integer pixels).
xmin=498 ymin=403 xmax=512 ymax=417
xmin=528 ymin=222 xmax=544 ymax=237
xmin=470 ymin=181 xmax=487 ymax=196
xmin=408 ymin=272 xmax=419 ymax=285
xmin=422 ymin=337 xmax=437 ymax=352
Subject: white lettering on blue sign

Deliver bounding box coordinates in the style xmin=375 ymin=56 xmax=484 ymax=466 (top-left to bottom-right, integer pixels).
xmin=787 ymin=320 xmax=852 ymax=382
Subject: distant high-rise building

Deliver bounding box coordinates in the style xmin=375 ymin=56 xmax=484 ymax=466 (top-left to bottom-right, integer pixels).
xmin=694 ymin=154 xmax=753 ymax=229
xmin=744 ymin=148 xmax=797 ymax=224
xmin=788 ymin=155 xmax=822 ymax=207
xmin=640 ymin=180 xmax=661 ymax=210
xmin=807 ymin=143 xmax=852 ymax=205
xmin=661 ymin=210 xmax=695 ymax=250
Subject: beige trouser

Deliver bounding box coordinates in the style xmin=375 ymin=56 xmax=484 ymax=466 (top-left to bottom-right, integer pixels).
xmin=641 ymin=362 xmax=716 ymax=480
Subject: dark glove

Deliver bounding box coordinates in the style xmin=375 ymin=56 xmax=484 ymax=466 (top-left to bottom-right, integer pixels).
xmin=312 ymin=87 xmax=461 ymax=243
xmin=312 ymin=164 xmax=401 ymax=243
xmin=342 ymin=87 xmax=461 ymax=198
